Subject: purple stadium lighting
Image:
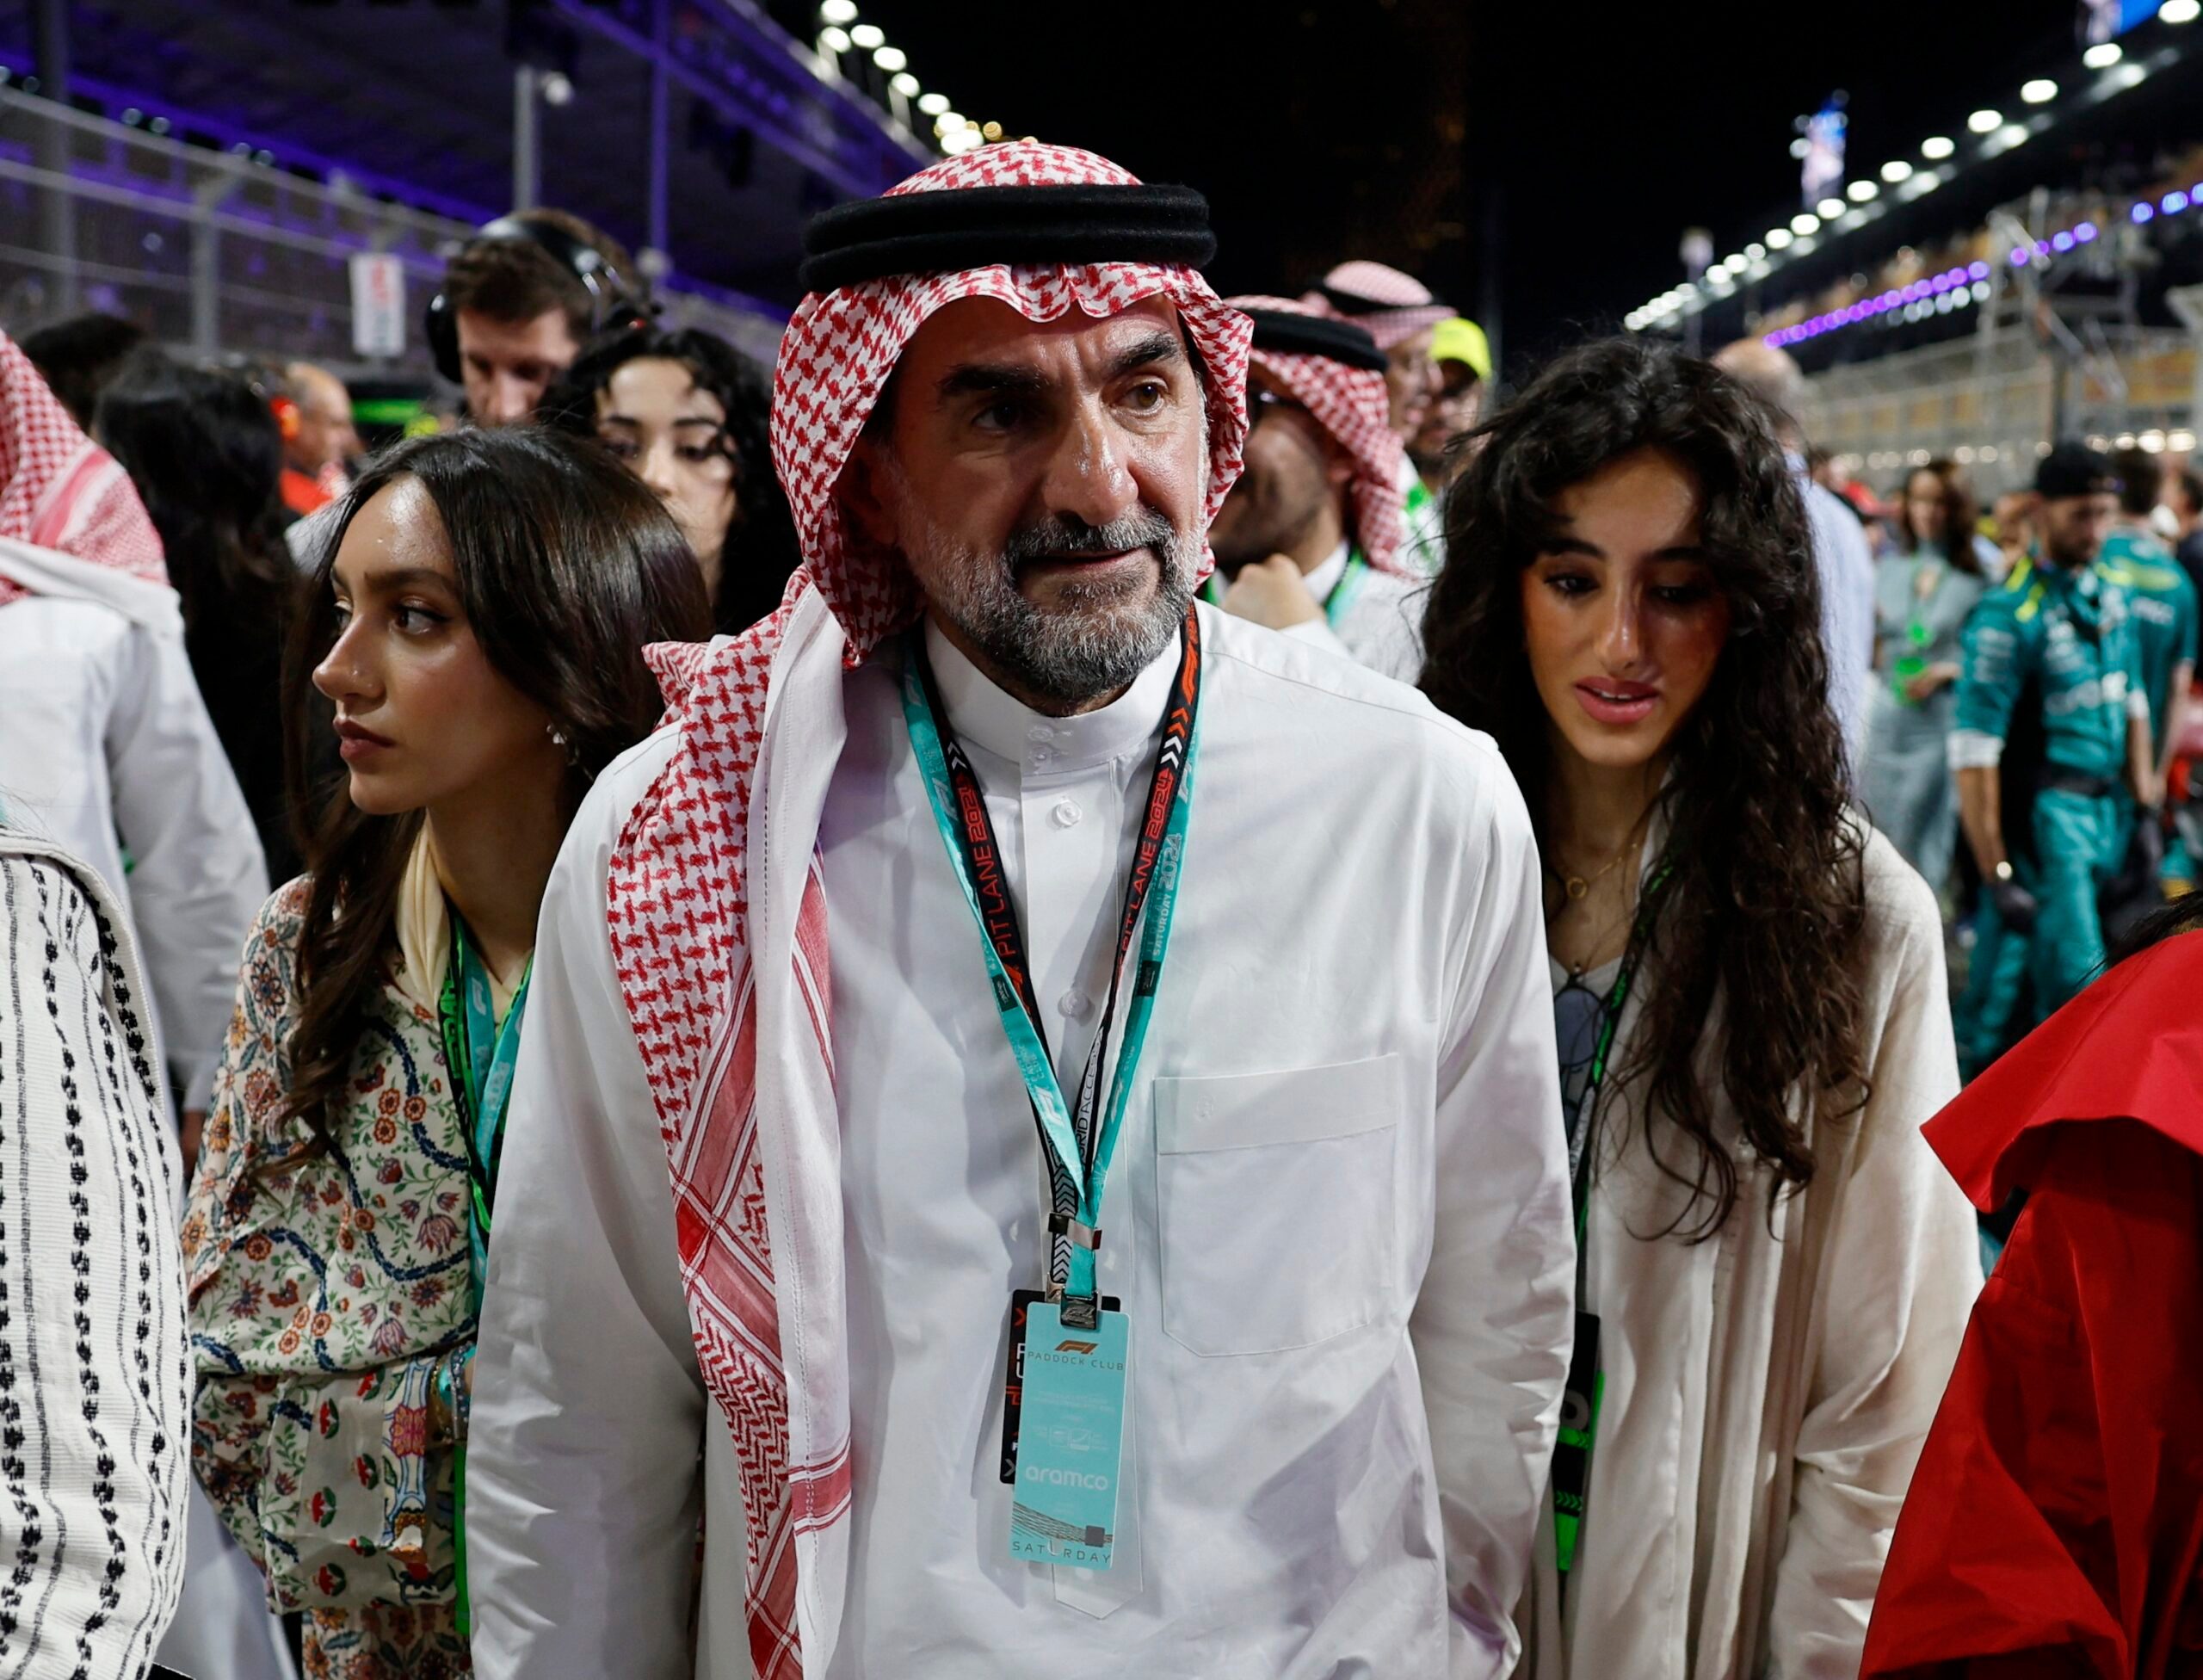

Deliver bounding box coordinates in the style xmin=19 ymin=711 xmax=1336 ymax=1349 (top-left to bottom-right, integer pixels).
xmin=2164 ymin=190 xmax=2192 ymax=213
xmin=2134 ymin=201 xmax=2157 ymax=223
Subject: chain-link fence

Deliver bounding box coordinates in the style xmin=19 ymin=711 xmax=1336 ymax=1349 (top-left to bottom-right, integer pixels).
xmin=0 ymin=84 xmax=782 ymax=385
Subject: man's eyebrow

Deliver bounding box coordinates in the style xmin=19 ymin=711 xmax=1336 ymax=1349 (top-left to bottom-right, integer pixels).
xmin=936 ymin=361 xmax=1050 ymax=403
xmin=1106 ymin=330 xmax=1188 ymax=381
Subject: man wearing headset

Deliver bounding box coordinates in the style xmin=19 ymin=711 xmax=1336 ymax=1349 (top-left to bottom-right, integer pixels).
xmin=428 ymin=208 xmax=645 ymax=426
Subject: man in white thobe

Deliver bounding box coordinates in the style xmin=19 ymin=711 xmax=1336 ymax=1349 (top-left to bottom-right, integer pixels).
xmin=467 ymin=143 xmax=1571 ymax=1680
xmin=1208 ymin=296 xmax=1427 ymax=682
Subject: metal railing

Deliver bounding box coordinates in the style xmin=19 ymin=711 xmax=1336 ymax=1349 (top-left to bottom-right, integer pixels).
xmin=0 ymin=84 xmax=784 ymax=383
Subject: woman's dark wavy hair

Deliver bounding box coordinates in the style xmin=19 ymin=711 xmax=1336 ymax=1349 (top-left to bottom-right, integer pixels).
xmin=541 ymin=324 xmax=800 ymax=636
xmin=278 ymin=428 xmax=712 ymax=1161
xmin=1897 ymin=458 xmax=1984 ymax=576
xmin=1421 ymin=337 xmax=1868 ymax=1237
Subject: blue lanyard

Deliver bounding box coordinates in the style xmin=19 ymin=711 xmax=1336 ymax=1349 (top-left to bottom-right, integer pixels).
xmin=898 ymin=614 xmax=1202 ymax=1309
xmin=1324 ymin=549 xmax=1368 ymax=629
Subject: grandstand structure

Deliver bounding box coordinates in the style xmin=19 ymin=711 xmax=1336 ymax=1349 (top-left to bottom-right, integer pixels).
xmin=0 ymin=0 xmax=938 ymax=380
xmin=1626 ymin=6 xmax=2203 ymax=491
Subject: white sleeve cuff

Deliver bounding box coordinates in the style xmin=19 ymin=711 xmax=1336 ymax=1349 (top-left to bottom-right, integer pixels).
xmin=1947 ymin=730 xmax=2004 ymax=771
xmin=2129 ymin=689 xmax=2152 ymax=721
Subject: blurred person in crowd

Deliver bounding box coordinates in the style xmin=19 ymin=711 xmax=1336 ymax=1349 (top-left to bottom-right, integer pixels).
xmin=2100 ymin=448 xmax=2196 ymax=807
xmin=0 ymin=331 xmax=264 ymax=1137
xmin=1861 ymin=893 xmax=2203 ymax=1680
xmin=1206 ymin=296 xmax=1425 ymax=681
xmin=1409 ymin=316 xmax=1491 ymax=489
xmin=542 ymin=323 xmax=800 ymax=636
xmin=99 ymin=351 xmax=307 ymax=880
xmin=429 ymin=209 xmax=645 ymax=427
xmin=0 ymin=330 xmax=288 ymax=1680
xmin=2162 ymin=461 xmax=2203 ymax=594
xmin=0 ymin=825 xmax=193 ymax=1677
xmin=468 ymin=144 xmax=1571 ymax=1680
xmin=182 ymin=429 xmax=708 ymax=1679
xmin=19 ymin=309 xmax=148 ymax=429
xmin=1711 ymin=338 xmax=1877 ymax=769
xmin=1306 ymin=260 xmax=1454 ymax=572
xmin=1861 ymin=463 xmax=1988 ymax=893
xmin=1422 ymin=336 xmax=1977 ymax=1680
xmin=1948 ymin=443 xmax=2154 ymax=1078
xmin=274 ymin=359 xmax=362 ymax=516
xmin=1990 ymin=485 xmax=2036 ymax=584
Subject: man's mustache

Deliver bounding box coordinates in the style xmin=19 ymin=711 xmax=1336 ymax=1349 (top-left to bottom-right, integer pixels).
xmin=1004 ymin=510 xmax=1177 ymax=571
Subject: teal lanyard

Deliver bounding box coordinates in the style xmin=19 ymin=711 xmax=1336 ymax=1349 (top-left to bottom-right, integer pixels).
xmin=437 ymin=917 xmax=531 ymax=1300
xmin=898 ymin=617 xmax=1202 ymax=1309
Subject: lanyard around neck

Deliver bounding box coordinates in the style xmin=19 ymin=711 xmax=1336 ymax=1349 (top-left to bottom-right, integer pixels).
xmin=437 ymin=915 xmax=532 ymax=1264
xmin=899 ymin=611 xmax=1203 ymax=1312
xmin=1562 ymin=859 xmax=1672 ymax=1250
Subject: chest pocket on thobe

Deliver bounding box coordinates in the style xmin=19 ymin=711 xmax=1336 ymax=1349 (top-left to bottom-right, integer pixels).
xmin=1152 ymin=1053 xmax=1401 ymax=1356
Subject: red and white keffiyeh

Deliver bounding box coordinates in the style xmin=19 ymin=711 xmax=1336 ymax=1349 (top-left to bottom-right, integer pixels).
xmin=1305 ymin=259 xmax=1453 ymax=350
xmin=0 ymin=330 xmax=165 ymax=606
xmin=603 ymin=141 xmax=1250 ymax=1677
xmin=1229 ymin=294 xmax=1410 ymax=578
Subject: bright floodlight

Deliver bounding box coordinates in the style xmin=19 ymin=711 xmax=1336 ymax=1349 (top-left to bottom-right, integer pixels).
xmin=818 ymin=24 xmax=850 ymax=51
xmin=1817 ymin=197 xmax=1847 ymax=219
xmin=848 ymin=22 xmax=884 ymax=47
xmin=933 ymin=111 xmax=964 ymax=136
xmin=819 ymin=0 xmax=858 ymax=20
xmin=1767 ymin=228 xmax=1794 ymax=250
xmin=2021 ymin=79 xmax=2058 ymax=104
xmin=1848 ymin=180 xmax=1878 ymax=201
xmin=873 ymin=44 xmax=906 ymax=70
xmin=2084 ymin=41 xmax=2123 ymax=66
xmin=891 ymin=71 xmax=919 ymax=96
xmin=917 ymin=90 xmax=949 ymax=115
xmin=2163 ymin=0 xmax=2200 ymax=22
xmin=1967 ymin=108 xmax=2002 ymax=133
xmin=1881 ymin=160 xmax=1913 ymax=183
xmin=1746 ymin=241 xmax=1767 ymax=258
xmin=1792 ymin=213 xmax=1819 ymax=234
xmin=1922 ymin=135 xmax=1956 ymax=158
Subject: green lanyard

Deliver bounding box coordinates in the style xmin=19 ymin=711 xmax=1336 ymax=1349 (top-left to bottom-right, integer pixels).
xmin=436 ymin=917 xmax=531 ymax=1294
xmin=1564 ymin=862 xmax=1671 ymax=1245
xmin=899 ymin=618 xmax=1202 ymax=1312
xmin=1200 ymin=548 xmax=1367 ymax=629
xmin=434 ymin=915 xmax=528 ymax=1638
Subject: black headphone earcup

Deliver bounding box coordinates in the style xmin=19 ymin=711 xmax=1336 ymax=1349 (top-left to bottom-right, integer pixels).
xmin=424 ymin=291 xmax=460 ymax=384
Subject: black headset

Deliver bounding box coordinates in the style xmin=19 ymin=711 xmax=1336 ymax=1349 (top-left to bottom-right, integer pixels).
xmin=423 ymin=214 xmax=649 ymax=384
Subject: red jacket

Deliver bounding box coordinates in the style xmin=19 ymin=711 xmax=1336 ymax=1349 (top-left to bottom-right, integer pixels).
xmin=1861 ymin=931 xmax=2203 ymax=1678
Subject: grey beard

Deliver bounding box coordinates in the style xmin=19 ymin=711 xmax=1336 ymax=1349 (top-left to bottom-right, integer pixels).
xmin=889 ymin=478 xmax=1200 ymax=709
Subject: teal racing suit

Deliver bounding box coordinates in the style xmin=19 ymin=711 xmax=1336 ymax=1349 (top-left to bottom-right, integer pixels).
xmin=1948 ymin=553 xmax=2146 ymax=1076
xmin=2100 ymin=527 xmax=2199 ymax=883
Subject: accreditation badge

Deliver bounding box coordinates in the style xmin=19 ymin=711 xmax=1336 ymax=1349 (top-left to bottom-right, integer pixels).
xmin=1004 ymin=1300 xmax=1129 ymax=1572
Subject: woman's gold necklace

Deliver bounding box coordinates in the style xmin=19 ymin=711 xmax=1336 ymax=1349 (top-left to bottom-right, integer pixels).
xmin=1550 ymin=833 xmax=1637 ymax=903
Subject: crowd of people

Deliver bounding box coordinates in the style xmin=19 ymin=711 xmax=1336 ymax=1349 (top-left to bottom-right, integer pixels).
xmin=0 ymin=139 xmax=2198 ymax=1680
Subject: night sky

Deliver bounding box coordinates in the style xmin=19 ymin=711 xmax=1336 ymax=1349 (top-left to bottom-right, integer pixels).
xmin=858 ymin=0 xmax=2087 ymax=375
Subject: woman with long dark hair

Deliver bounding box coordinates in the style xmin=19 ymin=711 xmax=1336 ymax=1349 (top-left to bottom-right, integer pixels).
xmin=97 ymin=352 xmax=306 ymax=878
xmin=542 ymin=323 xmax=799 ymax=635
xmin=1859 ymin=460 xmax=1987 ymax=893
xmin=180 ymin=428 xmax=709 ymax=1677
xmin=1421 ymin=338 xmax=1978 ymax=1679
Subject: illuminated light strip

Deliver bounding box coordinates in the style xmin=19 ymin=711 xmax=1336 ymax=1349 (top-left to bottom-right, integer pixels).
xmin=1757 ymin=183 xmax=2203 ymax=349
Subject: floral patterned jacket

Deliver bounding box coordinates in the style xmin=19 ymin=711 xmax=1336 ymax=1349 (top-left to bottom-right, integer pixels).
xmin=182 ymin=879 xmax=474 ymax=1614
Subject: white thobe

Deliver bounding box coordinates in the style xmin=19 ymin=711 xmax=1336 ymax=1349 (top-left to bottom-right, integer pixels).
xmin=469 ymin=605 xmax=1573 ymax=1680
xmin=1798 ymin=466 xmax=1878 ymax=772
xmin=0 ymin=538 xmax=267 ymax=1109
xmin=1523 ymin=827 xmax=1980 ymax=1680
xmin=1277 ymin=539 xmax=1428 ymax=684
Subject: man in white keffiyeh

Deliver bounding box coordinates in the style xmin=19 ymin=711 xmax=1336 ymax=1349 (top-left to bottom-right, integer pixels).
xmin=467 ymin=143 xmax=1571 ymax=1680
